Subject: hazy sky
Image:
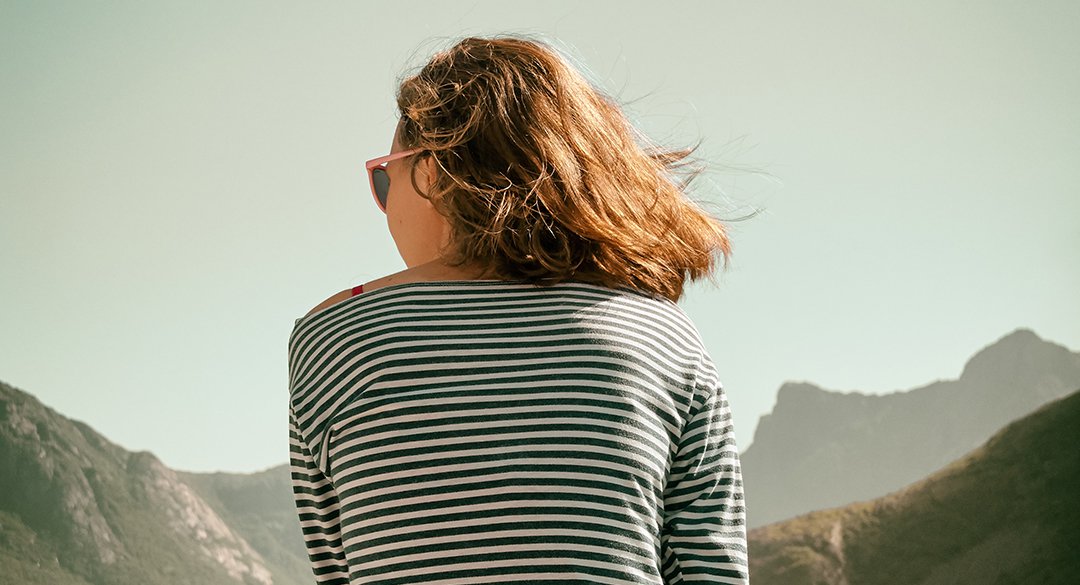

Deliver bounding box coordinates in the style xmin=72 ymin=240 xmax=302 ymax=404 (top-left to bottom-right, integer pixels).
xmin=2 ymin=1 xmax=1077 ymax=474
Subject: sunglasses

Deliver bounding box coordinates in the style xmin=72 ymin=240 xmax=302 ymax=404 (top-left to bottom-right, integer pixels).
xmin=365 ymin=148 xmax=422 ymax=213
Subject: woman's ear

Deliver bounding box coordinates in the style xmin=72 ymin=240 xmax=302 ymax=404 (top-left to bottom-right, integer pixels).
xmin=419 ymin=154 xmax=438 ymax=188
xmin=415 ymin=154 xmax=442 ymax=206
xmin=408 ymin=153 xmax=441 ymax=209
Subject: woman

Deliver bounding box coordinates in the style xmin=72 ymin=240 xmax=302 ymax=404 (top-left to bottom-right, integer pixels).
xmin=289 ymin=34 xmax=748 ymax=584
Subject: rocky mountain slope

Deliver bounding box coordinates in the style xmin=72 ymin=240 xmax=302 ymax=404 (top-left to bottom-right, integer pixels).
xmin=0 ymin=380 xmax=309 ymax=585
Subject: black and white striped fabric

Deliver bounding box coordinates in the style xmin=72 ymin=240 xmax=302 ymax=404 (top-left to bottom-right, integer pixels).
xmin=288 ymin=280 xmax=748 ymax=584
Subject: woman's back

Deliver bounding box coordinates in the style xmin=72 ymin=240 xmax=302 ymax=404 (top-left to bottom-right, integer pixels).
xmin=288 ymin=280 xmax=747 ymax=584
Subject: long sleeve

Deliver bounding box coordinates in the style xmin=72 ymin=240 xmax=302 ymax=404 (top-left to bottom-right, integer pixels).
xmin=660 ymin=381 xmax=749 ymax=584
xmin=288 ymin=406 xmax=350 ymax=584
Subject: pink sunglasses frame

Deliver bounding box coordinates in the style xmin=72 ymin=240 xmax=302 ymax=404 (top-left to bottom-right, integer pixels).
xmin=365 ymin=148 xmax=422 ymax=213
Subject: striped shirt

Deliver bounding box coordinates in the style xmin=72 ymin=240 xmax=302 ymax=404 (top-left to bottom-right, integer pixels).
xmin=287 ymin=279 xmax=748 ymax=584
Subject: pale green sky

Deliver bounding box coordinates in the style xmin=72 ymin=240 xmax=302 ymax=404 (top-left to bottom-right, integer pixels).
xmin=2 ymin=1 xmax=1077 ymax=473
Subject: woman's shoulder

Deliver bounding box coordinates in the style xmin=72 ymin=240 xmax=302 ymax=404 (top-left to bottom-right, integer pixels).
xmin=302 ymin=262 xmax=490 ymax=318
xmin=302 ymin=288 xmax=355 ymax=320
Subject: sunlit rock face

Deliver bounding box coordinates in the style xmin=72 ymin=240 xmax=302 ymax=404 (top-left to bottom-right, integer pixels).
xmin=128 ymin=452 xmax=273 ymax=585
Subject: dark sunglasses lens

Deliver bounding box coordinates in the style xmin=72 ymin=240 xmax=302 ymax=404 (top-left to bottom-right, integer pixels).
xmin=372 ymin=168 xmax=390 ymax=208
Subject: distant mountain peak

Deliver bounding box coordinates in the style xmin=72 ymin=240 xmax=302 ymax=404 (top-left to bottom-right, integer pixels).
xmin=775 ymin=381 xmax=827 ymax=399
xmin=960 ymin=327 xmax=1075 ymax=386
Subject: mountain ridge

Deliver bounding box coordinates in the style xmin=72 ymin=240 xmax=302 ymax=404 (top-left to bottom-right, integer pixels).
xmin=741 ymin=327 xmax=1080 ymax=528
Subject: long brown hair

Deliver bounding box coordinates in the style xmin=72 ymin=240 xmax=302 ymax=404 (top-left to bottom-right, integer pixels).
xmin=395 ymin=34 xmax=756 ymax=303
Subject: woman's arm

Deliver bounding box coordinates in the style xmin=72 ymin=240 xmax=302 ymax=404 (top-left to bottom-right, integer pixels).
xmin=661 ymin=382 xmax=749 ymax=584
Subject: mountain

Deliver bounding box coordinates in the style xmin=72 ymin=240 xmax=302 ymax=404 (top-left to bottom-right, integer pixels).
xmin=746 ymin=386 xmax=1080 ymax=585
xmin=0 ymin=380 xmax=309 ymax=585
xmin=740 ymin=328 xmax=1080 ymax=528
xmin=175 ymin=466 xmax=310 ymax=585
